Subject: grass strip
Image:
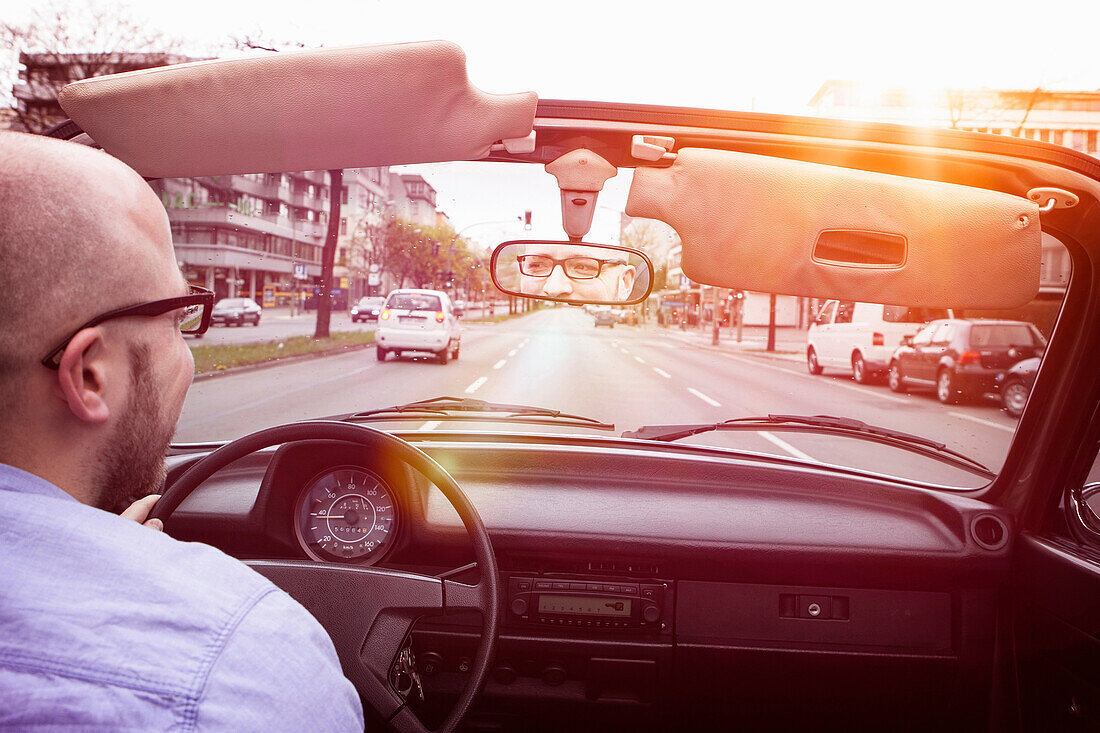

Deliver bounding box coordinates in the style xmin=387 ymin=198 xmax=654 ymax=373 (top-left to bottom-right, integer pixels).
xmin=191 ymin=331 xmax=375 ymax=374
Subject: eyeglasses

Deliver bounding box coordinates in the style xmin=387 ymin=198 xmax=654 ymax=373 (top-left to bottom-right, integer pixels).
xmin=40 ymin=285 xmax=215 ymax=369
xmin=517 ymin=254 xmax=628 ymax=279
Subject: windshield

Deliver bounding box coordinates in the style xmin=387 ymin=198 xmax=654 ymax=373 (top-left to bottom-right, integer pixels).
xmin=172 ymin=159 xmax=1071 ymax=490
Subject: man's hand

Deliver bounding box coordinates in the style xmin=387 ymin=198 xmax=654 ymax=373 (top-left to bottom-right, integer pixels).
xmin=120 ymin=494 xmax=163 ymax=531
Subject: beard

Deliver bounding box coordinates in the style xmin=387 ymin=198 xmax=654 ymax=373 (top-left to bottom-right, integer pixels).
xmin=93 ymin=342 xmax=177 ymax=514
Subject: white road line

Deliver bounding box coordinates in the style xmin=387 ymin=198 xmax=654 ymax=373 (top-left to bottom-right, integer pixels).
xmin=654 ymin=368 xmax=671 ymax=379
xmin=493 ymin=359 xmax=507 ymax=370
xmin=634 ymin=356 xmax=646 ymax=364
xmin=687 ymin=388 xmax=721 ymax=407
xmin=465 ymin=377 xmax=487 ymax=394
xmin=418 ymin=421 xmax=441 ymax=431
xmin=719 ymin=354 xmax=911 ymax=405
xmin=619 ymin=348 xmax=630 ymax=355
xmin=758 ymin=431 xmax=820 ymax=463
xmin=508 ymin=349 xmax=517 ymax=357
xmin=949 ymin=411 xmax=1015 ymax=433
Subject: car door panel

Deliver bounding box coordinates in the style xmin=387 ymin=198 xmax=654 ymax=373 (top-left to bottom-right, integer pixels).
xmin=1012 ymin=534 xmax=1100 ymax=731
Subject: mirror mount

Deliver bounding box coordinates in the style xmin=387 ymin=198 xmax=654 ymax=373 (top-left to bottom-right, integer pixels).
xmin=545 ymin=149 xmax=617 ymax=240
xmin=490 ymin=240 xmax=654 ymax=306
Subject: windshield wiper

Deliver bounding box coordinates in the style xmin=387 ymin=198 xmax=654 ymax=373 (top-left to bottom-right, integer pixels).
xmin=344 ymin=396 xmax=614 ymax=430
xmin=622 ymin=414 xmax=993 ymax=478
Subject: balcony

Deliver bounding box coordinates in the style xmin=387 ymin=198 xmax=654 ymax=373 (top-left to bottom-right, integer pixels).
xmin=195 ymin=175 xmax=278 ymax=200
xmin=290 ymin=190 xmax=328 ymax=210
xmin=167 ymin=205 xmax=326 ymax=243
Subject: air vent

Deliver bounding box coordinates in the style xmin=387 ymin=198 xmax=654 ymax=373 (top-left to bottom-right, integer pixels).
xmin=812 ymin=229 xmax=907 ymax=268
xmin=971 ymin=514 xmax=1009 ymax=551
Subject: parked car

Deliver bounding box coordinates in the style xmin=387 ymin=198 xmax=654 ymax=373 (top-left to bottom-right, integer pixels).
xmin=594 ymin=309 xmax=615 ymax=327
xmin=210 ymin=297 xmax=261 ymax=327
xmin=807 ymin=301 xmax=951 ymax=383
xmin=1000 ymin=356 xmax=1041 ymax=418
xmin=350 ymin=296 xmax=385 ymax=322
xmin=888 ymin=319 xmax=1046 ymax=403
xmin=375 ymin=288 xmax=461 ymax=364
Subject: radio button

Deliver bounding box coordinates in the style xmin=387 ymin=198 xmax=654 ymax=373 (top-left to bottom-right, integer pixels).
xmin=516 ymin=580 xmax=531 ymax=591
xmin=569 ymin=583 xmax=586 ymax=591
xmin=510 ymin=598 xmax=529 ymax=616
xmin=643 ymin=604 xmax=660 ymax=623
xmin=642 ymin=587 xmax=658 ymax=599
xmin=534 ymin=581 xmax=552 ymax=590
xmin=622 ymin=585 xmax=638 ymax=595
xmin=586 ymin=584 xmax=602 ymax=592
xmin=552 ymin=582 xmax=568 ymax=590
xmin=604 ymin=585 xmax=620 ymax=593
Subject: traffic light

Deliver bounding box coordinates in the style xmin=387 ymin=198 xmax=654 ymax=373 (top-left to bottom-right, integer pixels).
xmin=524 ymin=210 xmax=532 ymax=230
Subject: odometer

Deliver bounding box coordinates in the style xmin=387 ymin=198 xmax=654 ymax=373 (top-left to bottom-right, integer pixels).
xmin=294 ymin=467 xmax=397 ymax=563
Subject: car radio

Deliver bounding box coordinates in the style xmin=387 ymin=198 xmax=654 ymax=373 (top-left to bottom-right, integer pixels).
xmin=507 ymin=576 xmax=667 ymax=631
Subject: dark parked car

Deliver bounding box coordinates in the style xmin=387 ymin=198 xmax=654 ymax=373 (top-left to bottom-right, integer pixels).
xmin=1000 ymin=356 xmax=1041 ymax=418
xmin=888 ymin=319 xmax=1046 ymax=404
xmin=350 ymin=296 xmax=385 ymax=322
xmin=210 ymin=297 xmax=262 ymax=327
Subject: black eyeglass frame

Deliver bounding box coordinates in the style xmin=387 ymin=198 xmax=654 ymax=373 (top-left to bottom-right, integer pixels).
xmin=40 ymin=285 xmax=215 ymax=369
xmin=516 ymin=254 xmax=629 ymax=280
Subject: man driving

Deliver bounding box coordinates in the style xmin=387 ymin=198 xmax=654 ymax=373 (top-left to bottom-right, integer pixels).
xmin=516 ymin=242 xmax=637 ymax=301
xmin=0 ymin=133 xmax=363 ymax=728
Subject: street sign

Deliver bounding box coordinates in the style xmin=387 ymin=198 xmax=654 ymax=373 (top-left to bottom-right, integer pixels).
xmin=368 ymin=273 xmax=381 ymax=286
xmin=339 ymin=277 xmax=349 ymax=289
xmin=293 ymin=263 xmax=307 ymax=280
xmin=369 ymin=263 xmax=380 ymax=273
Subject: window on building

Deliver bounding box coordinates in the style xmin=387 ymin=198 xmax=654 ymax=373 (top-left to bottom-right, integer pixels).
xmin=341 ymin=186 xmax=348 ymax=205
xmin=1051 ymin=130 xmax=1063 ymax=146
xmin=340 ymin=218 xmax=348 ymax=235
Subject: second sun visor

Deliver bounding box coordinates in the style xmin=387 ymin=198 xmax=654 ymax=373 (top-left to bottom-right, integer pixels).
xmin=625 ymin=148 xmax=1041 ymax=309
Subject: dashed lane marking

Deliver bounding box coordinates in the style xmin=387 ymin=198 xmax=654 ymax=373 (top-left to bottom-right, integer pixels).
xmin=508 ymin=349 xmax=518 ymax=357
xmin=758 ymin=431 xmax=819 ymax=462
xmin=654 ymin=368 xmax=671 ymax=379
xmin=949 ymin=411 xmax=1015 ymax=433
xmin=419 ymin=421 xmax=441 ymax=431
xmin=465 ymin=377 xmax=487 ymax=394
xmin=687 ymin=388 xmax=721 ymax=407
xmin=634 ymin=356 xmax=646 ymax=364
xmin=493 ymin=360 xmax=507 ymax=370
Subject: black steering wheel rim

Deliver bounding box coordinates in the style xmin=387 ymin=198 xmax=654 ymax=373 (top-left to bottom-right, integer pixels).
xmin=153 ymin=420 xmax=499 ymax=733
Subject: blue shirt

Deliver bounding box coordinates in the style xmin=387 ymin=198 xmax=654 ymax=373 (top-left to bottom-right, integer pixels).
xmin=0 ymin=463 xmax=364 ymax=731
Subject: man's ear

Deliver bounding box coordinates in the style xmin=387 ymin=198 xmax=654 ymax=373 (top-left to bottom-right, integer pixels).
xmin=55 ymin=328 xmax=111 ymax=424
xmin=617 ymin=266 xmax=638 ymax=300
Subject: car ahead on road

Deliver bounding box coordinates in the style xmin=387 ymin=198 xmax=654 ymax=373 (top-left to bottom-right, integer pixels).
xmin=375 ymin=289 xmax=461 ymax=364
xmin=350 ymin=296 xmax=385 ymax=322
xmin=1000 ymin=356 xmax=1041 ymax=418
xmin=210 ymin=297 xmax=261 ymax=327
xmin=593 ymin=309 xmax=616 ymax=327
xmin=41 ymin=40 xmax=1100 ymax=733
xmin=453 ymin=299 xmax=466 ymax=317
xmin=888 ymin=319 xmax=1046 ymax=404
xmin=807 ymin=301 xmax=951 ymax=383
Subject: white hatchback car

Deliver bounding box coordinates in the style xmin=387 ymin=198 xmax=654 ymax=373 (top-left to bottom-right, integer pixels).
xmin=375 ymin=289 xmax=461 ymax=364
xmin=806 ymin=300 xmax=951 ymax=383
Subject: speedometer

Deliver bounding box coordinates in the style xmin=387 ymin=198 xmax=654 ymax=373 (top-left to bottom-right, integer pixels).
xmin=294 ymin=467 xmax=398 ymax=563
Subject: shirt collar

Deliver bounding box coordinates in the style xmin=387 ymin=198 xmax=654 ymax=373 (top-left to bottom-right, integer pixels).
xmin=0 ymin=462 xmax=79 ymax=503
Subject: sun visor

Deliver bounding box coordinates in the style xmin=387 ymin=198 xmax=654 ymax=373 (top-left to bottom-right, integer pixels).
xmin=625 ymin=149 xmax=1041 ymax=309
xmin=58 ymin=41 xmax=537 ymax=178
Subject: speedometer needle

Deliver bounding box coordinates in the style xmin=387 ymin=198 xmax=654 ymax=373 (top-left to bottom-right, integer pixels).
xmin=312 ymin=514 xmax=347 ymax=519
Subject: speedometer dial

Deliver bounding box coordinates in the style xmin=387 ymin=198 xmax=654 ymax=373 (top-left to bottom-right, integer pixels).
xmin=294 ymin=467 xmax=398 ymax=563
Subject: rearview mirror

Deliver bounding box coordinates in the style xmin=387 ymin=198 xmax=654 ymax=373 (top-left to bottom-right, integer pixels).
xmin=490 ymin=240 xmax=654 ymax=306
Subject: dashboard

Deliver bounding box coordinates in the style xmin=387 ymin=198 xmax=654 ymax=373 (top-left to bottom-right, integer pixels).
xmin=164 ymin=434 xmax=1013 ymax=731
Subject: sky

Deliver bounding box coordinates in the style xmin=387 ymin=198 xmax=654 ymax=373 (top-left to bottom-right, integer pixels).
xmin=5 ymin=0 xmax=1100 ymax=241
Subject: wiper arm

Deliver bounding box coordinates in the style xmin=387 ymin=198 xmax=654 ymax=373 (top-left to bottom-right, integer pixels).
xmin=622 ymin=414 xmax=993 ymax=478
xmin=345 ymin=396 xmax=614 ymax=430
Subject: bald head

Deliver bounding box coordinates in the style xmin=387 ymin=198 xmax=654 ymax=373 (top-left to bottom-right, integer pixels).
xmin=0 ymin=132 xmax=176 ymax=407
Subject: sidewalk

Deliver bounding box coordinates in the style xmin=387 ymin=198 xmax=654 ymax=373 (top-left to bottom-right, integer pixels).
xmin=638 ymin=321 xmax=808 ymax=364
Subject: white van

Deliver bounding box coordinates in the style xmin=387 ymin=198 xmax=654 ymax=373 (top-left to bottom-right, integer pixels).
xmin=806 ymin=301 xmax=952 ymax=383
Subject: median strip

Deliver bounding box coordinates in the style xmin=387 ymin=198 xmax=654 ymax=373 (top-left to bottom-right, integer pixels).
xmin=190 ymin=331 xmax=376 ymax=375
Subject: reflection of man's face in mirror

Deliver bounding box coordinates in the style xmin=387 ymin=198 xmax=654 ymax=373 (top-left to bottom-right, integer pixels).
xmin=516 ymin=243 xmax=636 ymax=302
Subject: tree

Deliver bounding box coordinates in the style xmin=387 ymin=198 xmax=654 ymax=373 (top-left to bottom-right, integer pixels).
xmin=2 ymin=1 xmax=184 ymax=133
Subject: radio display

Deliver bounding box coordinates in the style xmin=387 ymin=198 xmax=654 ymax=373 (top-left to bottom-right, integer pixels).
xmin=538 ymin=595 xmax=632 ymax=617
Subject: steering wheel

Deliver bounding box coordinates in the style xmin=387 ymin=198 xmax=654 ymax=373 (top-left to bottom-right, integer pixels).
xmin=151 ymin=421 xmax=499 ymax=733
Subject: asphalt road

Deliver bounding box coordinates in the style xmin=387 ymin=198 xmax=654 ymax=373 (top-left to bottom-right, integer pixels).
xmin=188 ymin=305 xmax=508 ymax=345
xmin=177 ymin=307 xmax=1020 ymax=488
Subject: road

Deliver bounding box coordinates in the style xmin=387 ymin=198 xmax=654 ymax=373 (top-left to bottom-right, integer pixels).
xmin=178 ymin=307 xmax=1020 ymax=488
xmin=188 ymin=305 xmax=510 ymax=345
